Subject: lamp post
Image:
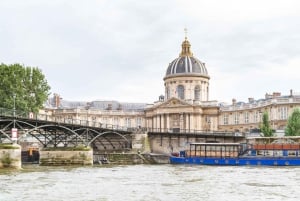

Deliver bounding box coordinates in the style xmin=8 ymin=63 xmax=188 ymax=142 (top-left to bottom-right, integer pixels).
xmin=13 ymin=94 xmax=16 ymax=117
xmin=13 ymin=94 xmax=16 ymax=128
xmin=11 ymin=94 xmax=18 ymax=142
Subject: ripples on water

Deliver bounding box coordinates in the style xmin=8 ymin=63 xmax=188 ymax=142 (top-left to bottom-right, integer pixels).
xmin=1 ymin=165 xmax=300 ymax=201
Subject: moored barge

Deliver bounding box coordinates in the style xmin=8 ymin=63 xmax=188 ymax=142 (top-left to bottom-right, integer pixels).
xmin=170 ymin=141 xmax=300 ymax=166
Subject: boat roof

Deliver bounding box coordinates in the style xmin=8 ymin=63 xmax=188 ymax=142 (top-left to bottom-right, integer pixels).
xmin=190 ymin=143 xmax=241 ymax=146
xmin=247 ymin=136 xmax=300 ymax=139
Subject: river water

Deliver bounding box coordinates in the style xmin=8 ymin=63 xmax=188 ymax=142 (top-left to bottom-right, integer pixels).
xmin=1 ymin=164 xmax=299 ymax=201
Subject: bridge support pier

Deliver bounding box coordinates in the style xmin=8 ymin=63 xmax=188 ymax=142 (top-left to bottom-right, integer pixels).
xmin=0 ymin=143 xmax=21 ymax=169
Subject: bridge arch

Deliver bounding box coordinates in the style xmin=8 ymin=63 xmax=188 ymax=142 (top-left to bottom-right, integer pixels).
xmin=0 ymin=119 xmax=37 ymax=142
xmin=18 ymin=124 xmax=87 ymax=147
xmin=88 ymin=131 xmax=130 ymax=146
xmin=0 ymin=130 xmax=13 ymax=142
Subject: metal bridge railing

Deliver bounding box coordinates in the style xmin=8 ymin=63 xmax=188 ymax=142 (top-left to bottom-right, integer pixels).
xmin=147 ymin=127 xmax=243 ymax=137
xmin=0 ymin=107 xmax=138 ymax=132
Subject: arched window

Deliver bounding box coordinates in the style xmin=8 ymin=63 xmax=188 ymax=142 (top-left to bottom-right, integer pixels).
xmin=177 ymin=85 xmax=185 ymax=99
xmin=194 ymin=85 xmax=200 ymax=100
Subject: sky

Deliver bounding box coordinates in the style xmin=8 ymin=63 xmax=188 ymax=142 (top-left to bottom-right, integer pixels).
xmin=1 ymin=0 xmax=300 ymax=104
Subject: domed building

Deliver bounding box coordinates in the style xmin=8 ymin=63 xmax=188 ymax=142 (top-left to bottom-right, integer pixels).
xmin=145 ymin=36 xmax=219 ymax=133
xmin=164 ymin=36 xmax=210 ymax=102
xmin=46 ymin=33 xmax=300 ymax=140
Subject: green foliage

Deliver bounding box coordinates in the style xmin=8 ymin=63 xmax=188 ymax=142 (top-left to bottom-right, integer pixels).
xmin=285 ymin=108 xmax=300 ymax=136
xmin=0 ymin=63 xmax=50 ymax=113
xmin=0 ymin=144 xmax=20 ymax=149
xmin=260 ymin=112 xmax=273 ymax=137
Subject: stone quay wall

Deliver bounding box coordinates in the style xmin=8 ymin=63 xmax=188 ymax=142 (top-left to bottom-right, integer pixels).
xmin=149 ymin=135 xmax=245 ymax=155
xmin=40 ymin=150 xmax=93 ymax=166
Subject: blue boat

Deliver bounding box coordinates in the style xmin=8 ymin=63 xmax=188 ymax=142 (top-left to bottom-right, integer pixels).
xmin=170 ymin=142 xmax=300 ymax=166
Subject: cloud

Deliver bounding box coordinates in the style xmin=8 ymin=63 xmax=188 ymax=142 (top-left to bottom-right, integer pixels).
xmin=178 ymin=0 xmax=300 ymax=22
xmin=1 ymin=0 xmax=300 ymax=104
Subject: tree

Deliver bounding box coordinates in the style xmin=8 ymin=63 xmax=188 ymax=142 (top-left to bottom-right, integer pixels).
xmin=260 ymin=112 xmax=273 ymax=137
xmin=0 ymin=63 xmax=51 ymax=114
xmin=285 ymin=108 xmax=300 ymax=136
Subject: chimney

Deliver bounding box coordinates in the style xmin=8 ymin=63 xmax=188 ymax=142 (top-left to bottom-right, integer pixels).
xmin=248 ymin=98 xmax=254 ymax=103
xmin=53 ymin=93 xmax=61 ymax=108
xmin=290 ymin=89 xmax=293 ymax=97
xmin=117 ymin=104 xmax=122 ymax=110
xmin=159 ymin=95 xmax=164 ymax=102
xmin=107 ymin=103 xmax=112 ymax=110
xmin=232 ymin=98 xmax=236 ymax=105
xmin=265 ymin=93 xmax=272 ymax=99
xmin=272 ymin=92 xmax=281 ymax=98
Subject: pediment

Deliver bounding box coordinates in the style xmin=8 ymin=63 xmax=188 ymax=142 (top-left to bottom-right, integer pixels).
xmin=154 ymin=97 xmax=192 ymax=109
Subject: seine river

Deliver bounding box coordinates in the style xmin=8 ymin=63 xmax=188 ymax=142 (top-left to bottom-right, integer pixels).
xmin=1 ymin=164 xmax=300 ymax=201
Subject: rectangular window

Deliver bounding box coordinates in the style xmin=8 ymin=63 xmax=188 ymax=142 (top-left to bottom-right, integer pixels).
xmin=125 ymin=118 xmax=131 ymax=128
xmin=234 ymin=113 xmax=239 ymax=124
xmin=136 ymin=117 xmax=142 ymax=127
xmin=278 ymin=107 xmax=288 ymax=120
xmin=244 ymin=112 xmax=249 ymax=123
xmin=113 ymin=117 xmax=119 ymax=126
xmin=102 ymin=117 xmax=108 ymax=125
xmin=223 ymin=114 xmax=228 ymax=125
xmin=254 ymin=111 xmax=259 ymax=123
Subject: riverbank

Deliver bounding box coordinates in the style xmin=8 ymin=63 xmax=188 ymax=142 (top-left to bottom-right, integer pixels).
xmin=93 ymin=153 xmax=170 ymax=165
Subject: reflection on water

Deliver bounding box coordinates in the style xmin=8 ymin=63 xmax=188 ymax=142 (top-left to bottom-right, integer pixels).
xmin=1 ymin=164 xmax=300 ymax=201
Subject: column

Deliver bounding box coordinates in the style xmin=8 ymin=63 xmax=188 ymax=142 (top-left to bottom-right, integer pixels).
xmin=157 ymin=115 xmax=160 ymax=132
xmin=161 ymin=114 xmax=165 ymax=132
xmin=190 ymin=114 xmax=194 ymax=132
xmin=166 ymin=114 xmax=170 ymax=132
xmin=180 ymin=113 xmax=184 ymax=131
xmin=153 ymin=116 xmax=156 ymax=131
xmin=184 ymin=113 xmax=190 ymax=132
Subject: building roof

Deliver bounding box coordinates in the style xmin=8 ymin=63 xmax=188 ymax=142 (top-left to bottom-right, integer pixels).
xmin=45 ymin=95 xmax=147 ymax=111
xmin=165 ymin=37 xmax=209 ymax=79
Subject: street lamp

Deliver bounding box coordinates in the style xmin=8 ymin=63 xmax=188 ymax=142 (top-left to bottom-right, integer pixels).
xmin=13 ymin=94 xmax=16 ymax=118
xmin=11 ymin=94 xmax=18 ymax=142
xmin=13 ymin=94 xmax=16 ymax=128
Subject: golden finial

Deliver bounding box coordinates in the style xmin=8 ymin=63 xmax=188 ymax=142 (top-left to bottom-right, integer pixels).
xmin=184 ymin=28 xmax=188 ymax=39
xmin=180 ymin=28 xmax=192 ymax=56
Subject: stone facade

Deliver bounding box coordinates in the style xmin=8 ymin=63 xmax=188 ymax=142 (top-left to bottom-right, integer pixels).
xmin=219 ymin=92 xmax=300 ymax=133
xmin=145 ymin=98 xmax=219 ymax=132
xmin=43 ymin=37 xmax=300 ymax=135
xmin=48 ymin=108 xmax=145 ymax=130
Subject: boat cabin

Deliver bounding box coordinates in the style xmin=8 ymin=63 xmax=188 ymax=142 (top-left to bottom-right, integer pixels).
xmin=184 ymin=143 xmax=243 ymax=158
